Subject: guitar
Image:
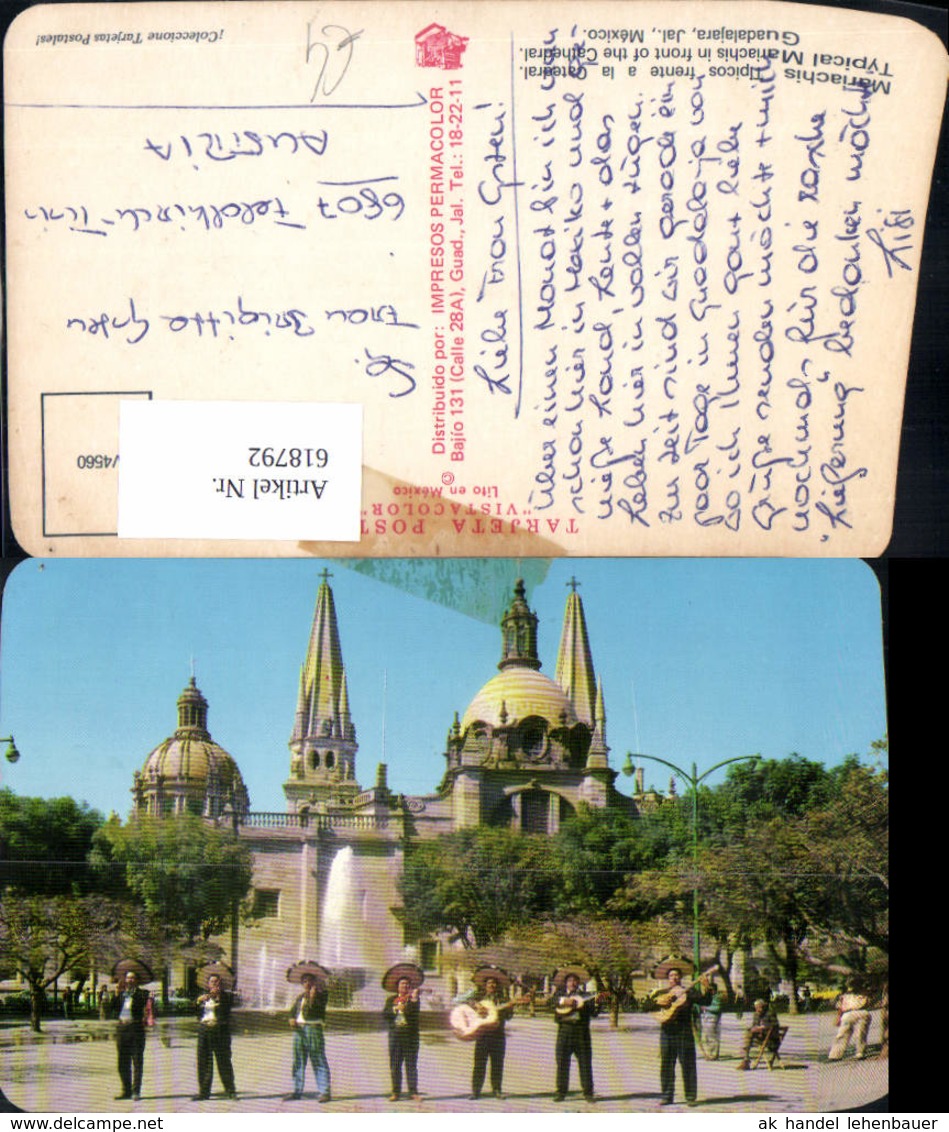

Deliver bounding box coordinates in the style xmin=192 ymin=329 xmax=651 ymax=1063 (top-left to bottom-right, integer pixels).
xmin=553 ymin=990 xmax=611 ymax=1020
xmin=652 ymin=965 xmax=720 ymax=1024
xmin=654 ymin=989 xmax=691 ymax=1024
xmin=449 ymin=994 xmax=532 ymax=1040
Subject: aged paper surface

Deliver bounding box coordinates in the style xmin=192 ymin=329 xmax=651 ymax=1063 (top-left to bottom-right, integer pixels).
xmin=5 ymin=1 xmax=947 ymax=557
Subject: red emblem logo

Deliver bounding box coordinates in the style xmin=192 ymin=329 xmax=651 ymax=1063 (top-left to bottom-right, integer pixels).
xmin=415 ymin=23 xmax=469 ymax=70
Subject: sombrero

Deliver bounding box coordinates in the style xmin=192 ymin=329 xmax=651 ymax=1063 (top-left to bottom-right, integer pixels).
xmin=112 ymin=958 xmax=154 ymax=983
xmin=471 ymin=966 xmax=512 ymax=991
xmin=286 ymin=960 xmax=331 ymax=986
xmin=381 ymin=962 xmax=425 ymax=992
xmin=197 ymin=962 xmax=235 ymax=991
xmin=653 ymin=955 xmax=694 ymax=980
xmin=551 ymin=965 xmax=590 ymax=990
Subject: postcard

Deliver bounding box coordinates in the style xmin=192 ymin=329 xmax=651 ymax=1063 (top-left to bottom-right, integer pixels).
xmin=0 ymin=557 xmax=888 ymax=1112
xmin=4 ymin=1 xmax=946 ymax=556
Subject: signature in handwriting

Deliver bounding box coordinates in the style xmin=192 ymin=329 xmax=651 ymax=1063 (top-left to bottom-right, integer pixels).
xmin=866 ymin=209 xmax=915 ymax=278
xmin=306 ymin=23 xmax=362 ymax=102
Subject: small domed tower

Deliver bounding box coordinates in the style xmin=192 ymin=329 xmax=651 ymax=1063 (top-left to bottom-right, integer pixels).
xmin=132 ymin=677 xmax=249 ymax=819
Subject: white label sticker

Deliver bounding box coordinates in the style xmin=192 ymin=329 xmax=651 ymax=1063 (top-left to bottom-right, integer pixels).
xmin=118 ymin=401 xmax=362 ymax=540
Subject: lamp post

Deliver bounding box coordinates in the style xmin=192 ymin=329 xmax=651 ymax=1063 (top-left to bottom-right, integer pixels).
xmin=621 ymin=750 xmax=759 ymax=977
xmin=1 ymin=736 xmax=21 ymax=789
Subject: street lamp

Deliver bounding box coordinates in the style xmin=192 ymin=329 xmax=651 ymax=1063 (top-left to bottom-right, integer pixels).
xmin=1 ymin=735 xmax=20 ymax=764
xmin=621 ymin=750 xmax=759 ymax=977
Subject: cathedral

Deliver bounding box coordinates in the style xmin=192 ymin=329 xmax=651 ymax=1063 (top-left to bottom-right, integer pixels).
xmin=130 ymin=574 xmax=638 ymax=1004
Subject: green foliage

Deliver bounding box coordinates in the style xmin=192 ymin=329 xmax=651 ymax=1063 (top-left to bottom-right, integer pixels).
xmin=0 ymin=790 xmax=105 ymax=895
xmin=0 ymin=893 xmax=123 ymax=1031
xmin=397 ymin=826 xmax=560 ymax=947
xmin=621 ymin=750 xmax=889 ymax=1000
xmin=798 ymin=762 xmax=888 ymax=958
xmin=511 ymin=917 xmax=662 ymax=987
xmin=90 ymin=815 xmax=253 ymax=943
xmin=553 ymin=803 xmax=685 ymax=915
xmin=697 ymin=819 xmax=813 ymax=942
xmin=389 ymin=747 xmax=888 ymax=995
xmin=693 ymin=760 xmax=888 ymax=967
xmin=609 ymin=859 xmax=693 ymax=923
xmin=710 ymin=754 xmax=854 ymax=835
xmin=694 ymin=815 xmax=831 ymax=1010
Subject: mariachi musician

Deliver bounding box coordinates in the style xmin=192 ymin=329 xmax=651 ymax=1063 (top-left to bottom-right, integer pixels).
xmin=194 ymin=967 xmax=237 ymax=1100
xmin=550 ymin=967 xmax=608 ymax=1104
xmin=382 ymin=963 xmax=425 ymax=1102
xmin=454 ymin=966 xmax=528 ymax=1100
xmin=650 ymin=962 xmax=715 ymax=1107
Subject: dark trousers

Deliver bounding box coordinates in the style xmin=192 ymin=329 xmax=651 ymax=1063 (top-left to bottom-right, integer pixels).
xmin=197 ymin=1025 xmax=236 ymax=1096
xmin=116 ymin=1023 xmax=146 ymax=1097
xmin=388 ymin=1031 xmax=419 ymax=1096
xmin=555 ymin=1023 xmax=594 ymax=1097
xmin=472 ymin=1030 xmax=506 ymax=1094
xmin=659 ymin=1027 xmax=697 ymax=1103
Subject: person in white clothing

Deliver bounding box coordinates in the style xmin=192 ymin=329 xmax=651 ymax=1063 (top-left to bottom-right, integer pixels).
xmin=828 ymin=986 xmax=872 ymax=1061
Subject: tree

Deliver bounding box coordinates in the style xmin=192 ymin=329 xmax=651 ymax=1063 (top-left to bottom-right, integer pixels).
xmin=552 ymin=803 xmax=680 ymax=916
xmin=442 ymin=916 xmax=677 ymax=1027
xmin=114 ymin=904 xmax=225 ymax=1006
xmin=798 ymin=761 xmax=888 ymax=959
xmin=709 ymin=754 xmax=853 ymax=837
xmin=0 ymin=790 xmax=104 ymax=895
xmin=507 ymin=917 xmax=668 ymax=1027
xmin=396 ymin=828 xmax=560 ymax=948
xmin=438 ymin=928 xmax=558 ymax=1007
xmin=693 ymin=819 xmax=818 ymax=1012
xmin=90 ymin=815 xmax=253 ymax=944
xmin=0 ymin=895 xmax=123 ymax=1031
xmin=612 ymin=746 xmax=889 ymax=1008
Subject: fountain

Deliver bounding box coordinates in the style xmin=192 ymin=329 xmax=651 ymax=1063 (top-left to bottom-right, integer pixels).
xmin=319 ymin=846 xmax=386 ymax=1010
xmin=255 ymin=943 xmax=278 ymax=1010
xmin=320 ymin=847 xmax=363 ymax=968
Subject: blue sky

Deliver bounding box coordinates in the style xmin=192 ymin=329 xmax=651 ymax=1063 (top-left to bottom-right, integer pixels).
xmin=0 ymin=559 xmax=886 ymax=816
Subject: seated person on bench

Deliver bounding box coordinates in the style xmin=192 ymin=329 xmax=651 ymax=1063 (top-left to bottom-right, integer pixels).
xmin=737 ymin=1000 xmax=781 ymax=1069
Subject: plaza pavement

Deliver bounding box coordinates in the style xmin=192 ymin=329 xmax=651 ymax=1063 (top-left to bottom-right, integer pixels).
xmin=1 ymin=1009 xmax=886 ymax=1114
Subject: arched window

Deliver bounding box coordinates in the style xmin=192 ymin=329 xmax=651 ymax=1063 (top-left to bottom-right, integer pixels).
xmin=519 ymin=790 xmax=576 ymax=833
xmin=518 ymin=717 xmax=548 ymax=762
xmin=566 ymin=722 xmax=592 ymax=767
xmin=486 ymin=795 xmax=515 ymax=828
xmin=520 ymin=789 xmax=551 ymax=834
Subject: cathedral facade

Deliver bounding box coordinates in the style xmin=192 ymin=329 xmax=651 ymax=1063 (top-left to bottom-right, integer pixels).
xmin=131 ymin=574 xmax=637 ymax=1004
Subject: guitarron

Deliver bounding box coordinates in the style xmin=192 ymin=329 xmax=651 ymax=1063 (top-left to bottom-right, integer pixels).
xmin=449 ymin=998 xmax=500 ymax=1040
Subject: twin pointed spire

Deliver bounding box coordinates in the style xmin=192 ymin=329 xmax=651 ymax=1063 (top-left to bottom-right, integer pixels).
xmin=286 ymin=571 xmax=607 ymax=809
xmin=291 ymin=569 xmax=354 ymax=747
xmin=286 ymin=570 xmax=359 ymax=808
xmin=554 ymin=577 xmax=597 ymax=729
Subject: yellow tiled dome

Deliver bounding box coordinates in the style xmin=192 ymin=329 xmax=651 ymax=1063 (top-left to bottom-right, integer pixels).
xmin=461 ymin=667 xmax=578 ymax=732
xmin=133 ymin=677 xmax=249 ymax=817
xmin=141 ymin=734 xmax=244 ymax=790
